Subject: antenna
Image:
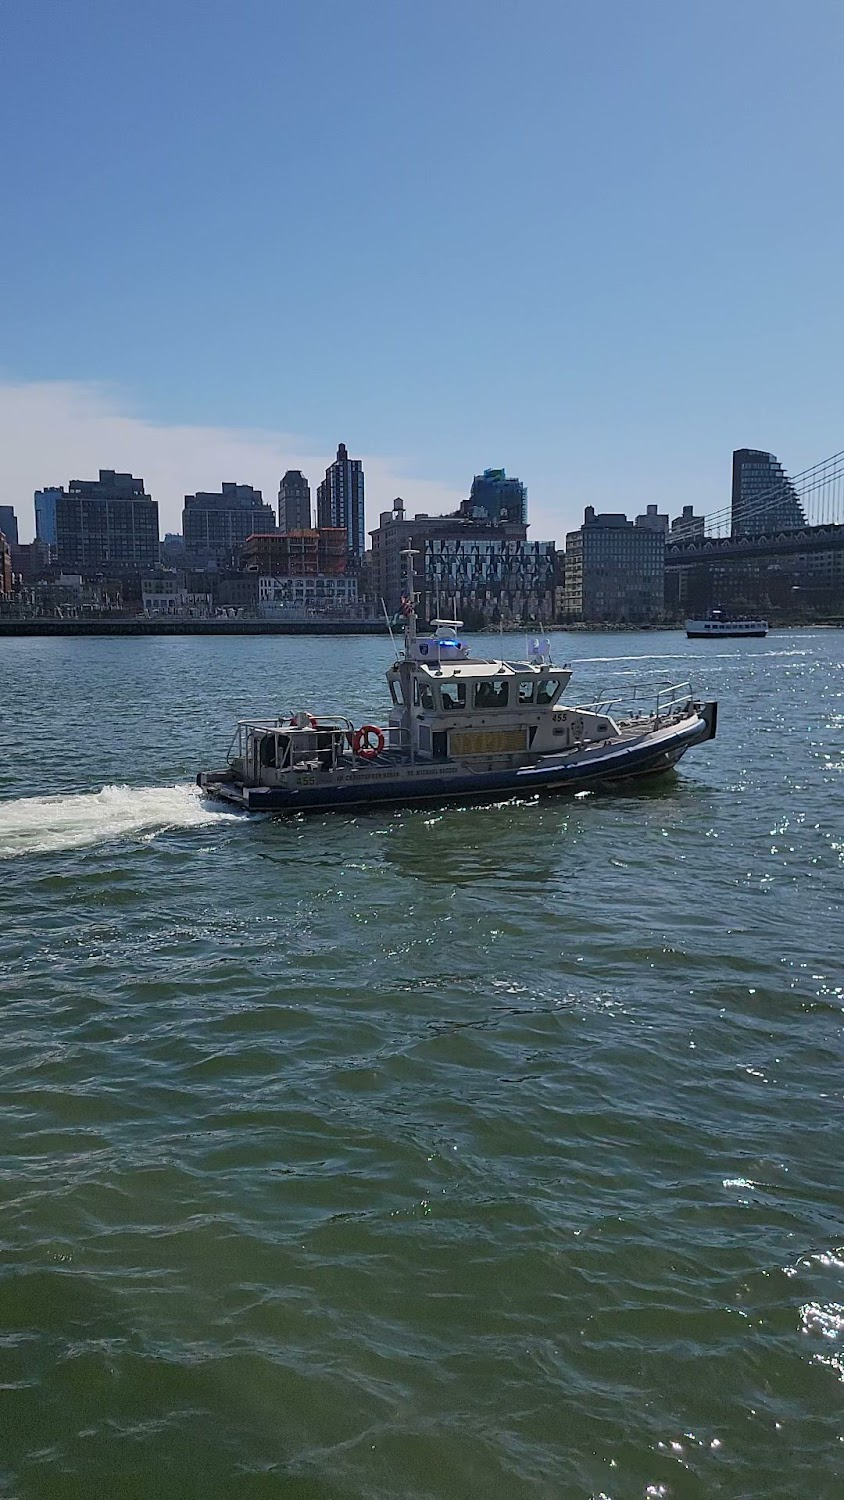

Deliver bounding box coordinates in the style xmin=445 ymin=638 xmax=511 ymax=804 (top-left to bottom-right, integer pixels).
xmin=380 ymin=596 xmax=398 ymax=657
xmin=434 ymin=574 xmax=442 ymax=666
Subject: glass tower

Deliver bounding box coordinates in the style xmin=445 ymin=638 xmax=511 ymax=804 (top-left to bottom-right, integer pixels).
xmin=731 ymin=450 xmax=805 ymax=535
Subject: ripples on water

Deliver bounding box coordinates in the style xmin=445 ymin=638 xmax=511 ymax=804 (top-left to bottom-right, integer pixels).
xmin=0 ymin=631 xmax=842 ymax=1498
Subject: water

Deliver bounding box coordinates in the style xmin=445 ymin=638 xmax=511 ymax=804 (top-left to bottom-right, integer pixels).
xmin=1 ymin=631 xmax=842 ymax=1499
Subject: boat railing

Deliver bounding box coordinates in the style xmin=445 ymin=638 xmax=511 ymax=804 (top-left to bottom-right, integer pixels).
xmin=572 ymin=679 xmax=694 ymax=727
xmin=226 ymin=714 xmax=404 ymax=772
xmin=226 ymin=715 xmax=356 ymax=762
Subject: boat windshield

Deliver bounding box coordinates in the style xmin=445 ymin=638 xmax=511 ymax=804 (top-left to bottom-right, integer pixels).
xmin=473 ymin=680 xmax=509 ymax=709
xmin=440 ymin=681 xmax=467 ymax=710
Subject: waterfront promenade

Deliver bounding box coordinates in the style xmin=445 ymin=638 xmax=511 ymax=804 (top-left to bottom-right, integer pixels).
xmin=1 ymin=614 xmax=841 ymax=637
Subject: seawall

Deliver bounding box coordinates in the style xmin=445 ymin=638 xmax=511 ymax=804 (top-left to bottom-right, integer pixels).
xmin=0 ymin=618 xmax=390 ymax=637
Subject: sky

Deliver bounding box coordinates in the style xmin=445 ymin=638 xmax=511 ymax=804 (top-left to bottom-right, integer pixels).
xmin=2 ymin=0 xmax=842 ymax=543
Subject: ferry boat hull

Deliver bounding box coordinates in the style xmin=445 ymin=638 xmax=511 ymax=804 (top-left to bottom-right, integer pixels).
xmin=198 ymin=702 xmax=717 ymax=814
xmin=686 ymin=626 xmax=767 ymax=639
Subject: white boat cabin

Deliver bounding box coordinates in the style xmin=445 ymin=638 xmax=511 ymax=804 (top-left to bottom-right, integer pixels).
xmin=385 ymin=621 xmax=619 ymax=761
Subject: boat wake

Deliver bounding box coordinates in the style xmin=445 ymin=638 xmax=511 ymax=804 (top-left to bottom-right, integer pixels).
xmin=0 ymin=783 xmax=241 ymax=860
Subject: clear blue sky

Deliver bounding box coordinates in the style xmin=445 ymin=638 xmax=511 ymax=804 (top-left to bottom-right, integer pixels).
xmin=2 ymin=0 xmax=842 ymax=540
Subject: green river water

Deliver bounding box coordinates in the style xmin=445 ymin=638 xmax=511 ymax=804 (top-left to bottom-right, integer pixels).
xmin=0 ymin=630 xmax=842 ymax=1498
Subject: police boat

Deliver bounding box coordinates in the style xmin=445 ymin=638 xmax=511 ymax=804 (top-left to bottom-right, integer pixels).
xmin=197 ymin=597 xmax=717 ymax=814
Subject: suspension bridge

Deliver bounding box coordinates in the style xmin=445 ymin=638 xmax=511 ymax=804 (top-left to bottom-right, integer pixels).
xmin=666 ymin=448 xmax=844 ymax=567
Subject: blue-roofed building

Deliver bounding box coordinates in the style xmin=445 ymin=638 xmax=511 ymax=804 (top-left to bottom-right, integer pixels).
xmin=460 ymin=468 xmax=527 ymax=526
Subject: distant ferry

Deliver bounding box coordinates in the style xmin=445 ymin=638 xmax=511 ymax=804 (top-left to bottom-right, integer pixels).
xmin=686 ymin=610 xmax=768 ymax=639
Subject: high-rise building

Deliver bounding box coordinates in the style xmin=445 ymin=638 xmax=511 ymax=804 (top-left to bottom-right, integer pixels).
xmin=563 ymin=507 xmax=664 ymax=622
xmin=182 ymin=483 xmax=275 ymax=567
xmin=278 ymin=470 xmax=311 ymax=532
xmin=731 ymin=449 xmax=805 ymax=536
xmin=635 ymin=504 xmax=669 ymax=535
xmin=0 ymin=506 xmax=19 ymax=546
xmin=460 ymin=468 xmax=527 ymax=525
xmin=34 ymin=488 xmax=64 ymax=548
xmin=370 ymin=498 xmax=555 ymax=624
xmin=316 ymin=444 xmax=365 ymax=563
xmin=670 ymin=505 xmax=706 ymax=542
xmin=34 ymin=472 xmax=159 ymax=571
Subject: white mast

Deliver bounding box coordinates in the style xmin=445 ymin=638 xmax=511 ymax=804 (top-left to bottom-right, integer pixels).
xmin=400 ymin=545 xmax=418 ymax=652
xmin=399 ymin=545 xmax=418 ymax=764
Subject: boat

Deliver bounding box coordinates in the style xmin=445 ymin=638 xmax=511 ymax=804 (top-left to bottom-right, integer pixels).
xmin=685 ymin=609 xmax=768 ymax=639
xmin=198 ymin=585 xmax=717 ymax=814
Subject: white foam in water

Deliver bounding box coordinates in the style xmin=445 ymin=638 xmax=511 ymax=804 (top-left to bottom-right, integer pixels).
xmin=0 ymin=783 xmax=241 ymax=860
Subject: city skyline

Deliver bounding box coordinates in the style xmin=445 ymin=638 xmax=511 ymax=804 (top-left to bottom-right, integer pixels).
xmin=2 ymin=3 xmax=843 ymax=547
xmin=6 ymin=442 xmax=843 ymax=622
xmin=0 ymin=378 xmax=824 ymax=550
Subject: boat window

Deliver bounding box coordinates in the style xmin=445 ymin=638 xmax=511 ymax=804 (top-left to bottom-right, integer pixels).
xmin=389 ymin=680 xmax=405 ymax=705
xmin=413 ymin=678 xmax=435 ymax=709
xmin=536 ymin=679 xmax=559 ymax=705
xmin=517 ymin=679 xmax=536 ymax=705
xmin=473 ymin=679 xmax=509 ymax=709
xmin=440 ymin=681 xmax=466 ymax=711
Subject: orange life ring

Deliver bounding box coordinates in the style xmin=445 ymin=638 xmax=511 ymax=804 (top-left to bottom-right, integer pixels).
xmin=352 ymin=724 xmax=385 ymax=760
